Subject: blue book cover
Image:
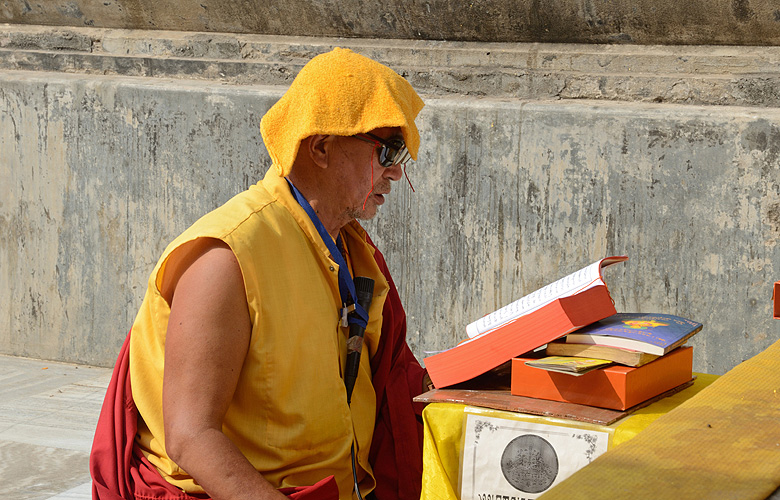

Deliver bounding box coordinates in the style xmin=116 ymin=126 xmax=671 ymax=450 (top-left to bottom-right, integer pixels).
xmin=565 ymin=313 xmax=703 ymax=356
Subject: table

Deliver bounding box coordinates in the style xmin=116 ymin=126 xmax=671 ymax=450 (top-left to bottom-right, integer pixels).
xmin=418 ymin=373 xmax=719 ymax=500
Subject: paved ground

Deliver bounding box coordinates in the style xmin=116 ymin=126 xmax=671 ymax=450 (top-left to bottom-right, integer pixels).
xmin=2 ymin=353 xmax=778 ymax=499
xmin=0 ymin=354 xmax=112 ymax=499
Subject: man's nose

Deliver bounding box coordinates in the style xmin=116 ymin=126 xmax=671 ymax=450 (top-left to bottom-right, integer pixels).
xmin=383 ymin=163 xmax=404 ymax=182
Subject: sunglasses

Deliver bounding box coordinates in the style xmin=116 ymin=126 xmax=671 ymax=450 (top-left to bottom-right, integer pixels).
xmin=353 ymin=133 xmax=412 ymax=168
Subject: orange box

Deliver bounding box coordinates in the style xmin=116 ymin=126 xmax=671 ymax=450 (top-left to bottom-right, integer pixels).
xmin=511 ymin=346 xmax=693 ymax=410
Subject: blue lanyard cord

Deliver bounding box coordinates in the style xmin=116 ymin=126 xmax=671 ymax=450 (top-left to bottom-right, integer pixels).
xmin=286 ymin=179 xmax=369 ymax=329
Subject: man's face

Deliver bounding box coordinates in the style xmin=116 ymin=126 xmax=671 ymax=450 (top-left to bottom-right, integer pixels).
xmin=330 ymin=127 xmax=406 ymax=222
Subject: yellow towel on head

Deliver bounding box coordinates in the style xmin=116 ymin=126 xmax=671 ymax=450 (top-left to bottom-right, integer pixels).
xmin=260 ymin=47 xmax=425 ymax=176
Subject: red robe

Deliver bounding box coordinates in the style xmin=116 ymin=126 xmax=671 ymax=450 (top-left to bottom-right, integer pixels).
xmin=89 ymin=241 xmax=426 ymax=499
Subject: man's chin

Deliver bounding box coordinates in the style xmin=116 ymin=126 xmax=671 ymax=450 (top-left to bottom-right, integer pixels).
xmin=350 ymin=205 xmax=380 ymax=222
xmin=356 ymin=207 xmax=379 ymax=221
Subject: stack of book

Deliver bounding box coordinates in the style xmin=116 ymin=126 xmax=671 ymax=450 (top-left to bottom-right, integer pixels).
xmin=423 ymin=256 xmax=702 ymax=411
xmin=512 ymin=313 xmax=701 ymax=410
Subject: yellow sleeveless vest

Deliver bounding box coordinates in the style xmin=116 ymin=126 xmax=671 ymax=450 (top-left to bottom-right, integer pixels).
xmin=129 ymin=168 xmax=388 ymax=498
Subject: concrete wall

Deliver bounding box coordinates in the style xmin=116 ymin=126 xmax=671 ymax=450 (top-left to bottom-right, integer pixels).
xmin=1 ymin=72 xmax=268 ymax=365
xmin=2 ymin=28 xmax=780 ymax=373
xmin=2 ymin=0 xmax=780 ymax=45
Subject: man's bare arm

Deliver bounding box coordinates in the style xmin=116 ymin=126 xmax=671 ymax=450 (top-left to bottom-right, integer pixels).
xmin=162 ymin=239 xmax=287 ymax=500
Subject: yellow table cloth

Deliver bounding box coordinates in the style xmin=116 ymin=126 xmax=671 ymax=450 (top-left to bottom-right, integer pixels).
xmin=420 ymin=373 xmax=719 ymax=500
xmin=539 ymin=340 xmax=780 ymax=500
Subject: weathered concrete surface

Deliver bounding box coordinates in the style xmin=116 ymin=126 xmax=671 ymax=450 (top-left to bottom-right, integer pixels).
xmin=379 ymin=97 xmax=780 ymax=377
xmin=2 ymin=0 xmax=780 ymax=46
xmin=0 ymin=72 xmax=268 ymax=366
xmin=2 ymin=69 xmax=779 ymax=375
xmin=4 ymin=25 xmax=780 ymax=107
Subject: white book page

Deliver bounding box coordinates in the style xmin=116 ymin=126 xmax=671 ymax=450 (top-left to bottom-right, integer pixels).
xmin=465 ymin=256 xmax=626 ymax=338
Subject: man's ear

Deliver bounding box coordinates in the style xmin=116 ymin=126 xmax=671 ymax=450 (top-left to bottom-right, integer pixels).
xmin=306 ymin=134 xmax=331 ymax=169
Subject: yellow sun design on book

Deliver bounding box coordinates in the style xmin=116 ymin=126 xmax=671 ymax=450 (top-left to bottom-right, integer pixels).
xmin=622 ymin=319 xmax=669 ymax=329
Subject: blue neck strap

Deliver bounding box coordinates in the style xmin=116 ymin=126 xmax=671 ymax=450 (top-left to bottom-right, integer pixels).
xmin=286 ymin=179 xmax=369 ymax=329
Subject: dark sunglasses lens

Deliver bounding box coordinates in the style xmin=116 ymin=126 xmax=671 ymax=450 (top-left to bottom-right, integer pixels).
xmin=379 ymin=139 xmax=409 ymax=167
xmin=379 ymin=146 xmax=395 ymax=167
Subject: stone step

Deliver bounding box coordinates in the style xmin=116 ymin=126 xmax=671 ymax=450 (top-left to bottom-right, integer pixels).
xmin=2 ymin=24 xmax=780 ymax=106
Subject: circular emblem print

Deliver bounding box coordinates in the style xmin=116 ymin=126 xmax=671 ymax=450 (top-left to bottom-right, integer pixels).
xmin=500 ymin=434 xmax=559 ymax=493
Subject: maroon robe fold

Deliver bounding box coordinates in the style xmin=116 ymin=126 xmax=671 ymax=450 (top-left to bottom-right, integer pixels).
xmin=366 ymin=237 xmax=427 ymax=500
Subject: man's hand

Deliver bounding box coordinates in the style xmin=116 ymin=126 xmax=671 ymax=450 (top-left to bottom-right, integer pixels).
xmin=422 ymin=372 xmax=434 ymax=393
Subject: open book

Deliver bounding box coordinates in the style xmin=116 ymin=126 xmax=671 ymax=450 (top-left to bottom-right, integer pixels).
xmin=466 ymin=256 xmax=628 ymax=338
xmin=424 ymin=256 xmax=627 ymax=388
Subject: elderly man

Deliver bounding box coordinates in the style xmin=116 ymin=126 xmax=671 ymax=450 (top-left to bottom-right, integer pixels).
xmin=90 ymin=48 xmax=430 ymax=500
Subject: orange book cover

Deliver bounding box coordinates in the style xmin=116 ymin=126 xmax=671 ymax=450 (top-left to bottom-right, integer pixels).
xmin=510 ymin=346 xmax=693 ymax=410
xmin=424 ymin=285 xmax=617 ymax=388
